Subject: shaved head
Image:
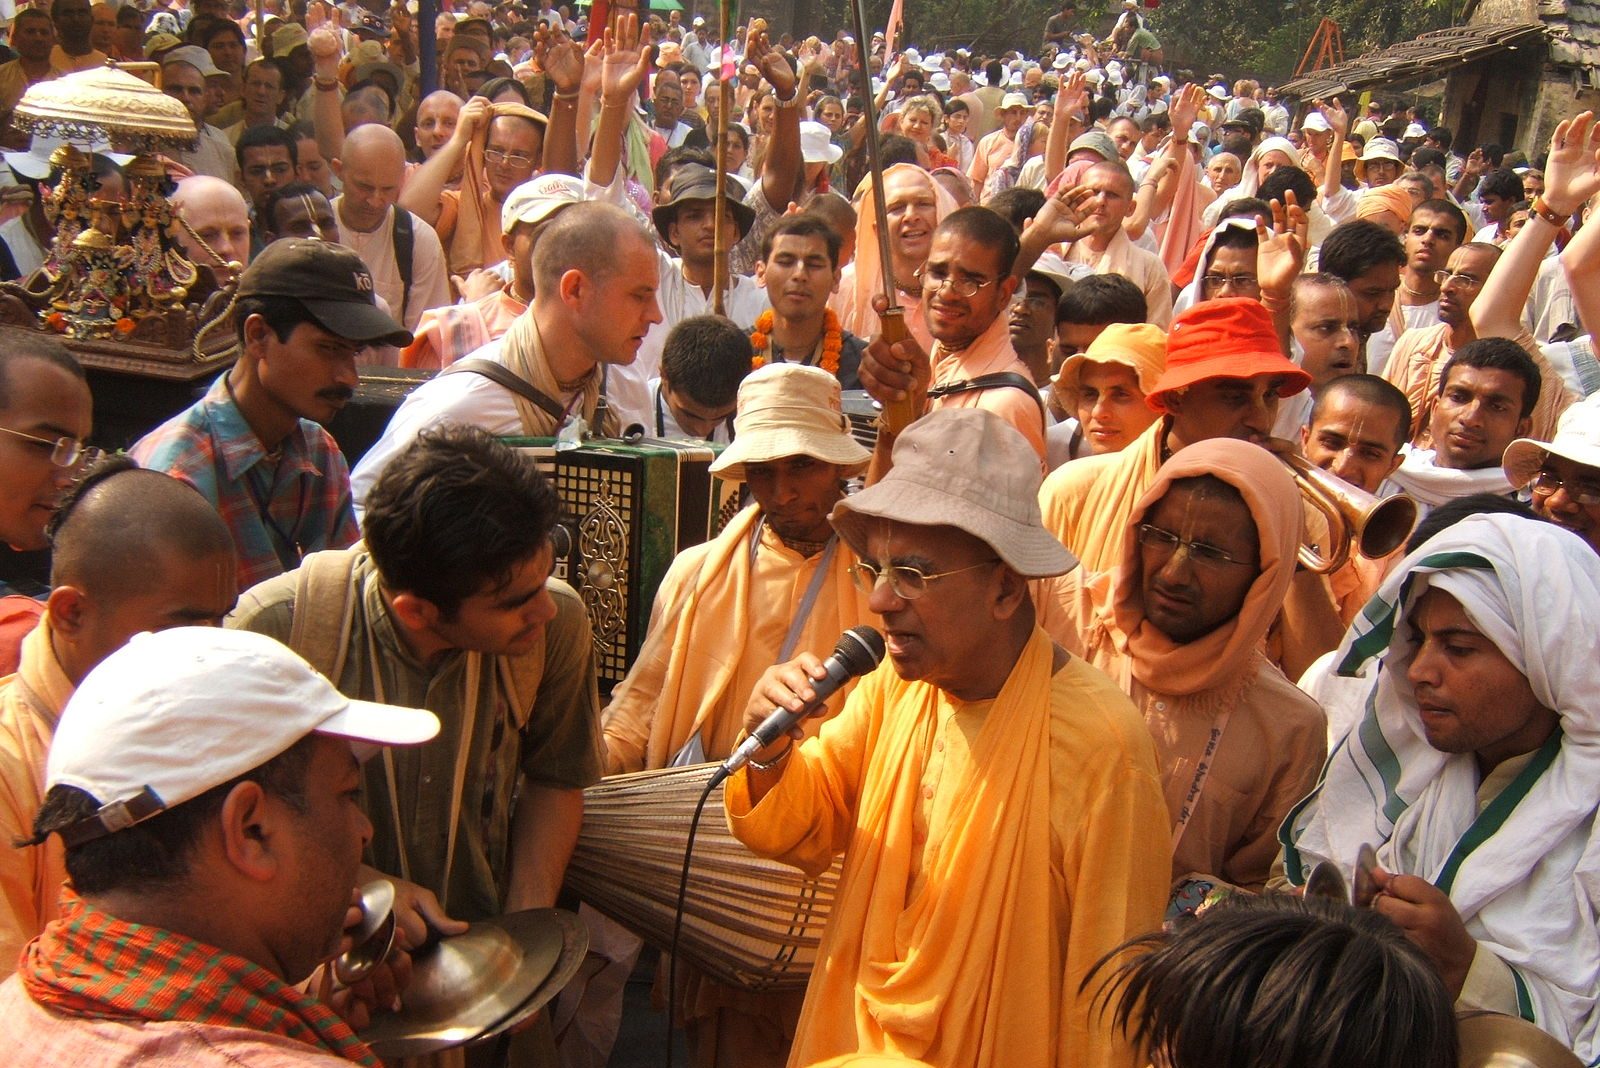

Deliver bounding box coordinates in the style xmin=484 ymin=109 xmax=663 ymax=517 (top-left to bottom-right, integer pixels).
xmin=51 ymin=464 xmax=234 ymax=597
xmin=172 ymin=175 xmax=251 ymax=271
xmin=47 ymin=462 xmax=239 ymax=685
xmin=533 ymin=201 xmax=655 ymax=294
xmin=342 ymin=123 xmax=407 ymax=170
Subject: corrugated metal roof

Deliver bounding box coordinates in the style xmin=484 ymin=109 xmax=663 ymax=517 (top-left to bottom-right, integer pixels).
xmin=1275 ymin=22 xmax=1551 ymax=98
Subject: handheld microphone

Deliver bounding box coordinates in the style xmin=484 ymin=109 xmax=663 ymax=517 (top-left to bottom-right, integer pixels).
xmin=712 ymin=626 xmax=886 ymax=786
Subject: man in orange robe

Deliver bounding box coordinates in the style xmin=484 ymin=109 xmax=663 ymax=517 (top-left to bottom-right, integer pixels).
xmin=726 ymin=409 xmax=1170 ymax=1068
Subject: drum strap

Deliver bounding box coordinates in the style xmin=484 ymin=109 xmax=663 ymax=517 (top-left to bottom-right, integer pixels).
xmin=1170 ymin=706 xmax=1232 ymax=854
xmin=368 ymin=623 xmax=485 ymax=914
xmin=670 ymin=519 xmax=838 ymax=767
xmin=748 ymin=516 xmax=840 ymax=662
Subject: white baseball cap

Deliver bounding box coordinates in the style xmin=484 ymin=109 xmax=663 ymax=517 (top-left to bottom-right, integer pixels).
xmin=1207 ymin=84 xmax=1228 ymax=100
xmin=1503 ymin=392 xmax=1600 ymax=489
xmin=164 ymin=43 xmax=225 ymax=79
xmin=1301 ymin=111 xmax=1332 ymax=133
xmin=998 ymin=91 xmax=1030 ymax=111
xmin=501 ymin=172 xmax=586 ymax=235
xmin=1026 ymin=251 xmax=1086 ymax=296
xmin=47 ymin=628 xmax=440 ymax=846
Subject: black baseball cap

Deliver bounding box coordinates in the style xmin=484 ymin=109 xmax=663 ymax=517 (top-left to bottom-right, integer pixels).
xmin=1220 ymin=108 xmax=1265 ymax=135
xmin=237 ymin=240 xmax=413 ymax=347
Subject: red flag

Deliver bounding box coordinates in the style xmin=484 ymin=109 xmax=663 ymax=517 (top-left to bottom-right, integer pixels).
xmin=883 ymin=0 xmax=904 ymax=58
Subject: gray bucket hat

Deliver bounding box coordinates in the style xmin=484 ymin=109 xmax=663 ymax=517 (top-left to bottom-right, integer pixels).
xmin=830 ymin=408 xmax=1077 ymax=578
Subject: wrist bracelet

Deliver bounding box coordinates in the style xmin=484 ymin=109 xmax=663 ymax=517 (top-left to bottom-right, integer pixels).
xmin=555 ymin=89 xmax=579 ymax=102
xmin=775 ymin=91 xmax=801 ymax=109
xmin=1529 ymin=195 xmax=1568 ymax=227
xmin=749 ymin=739 xmax=794 ymax=771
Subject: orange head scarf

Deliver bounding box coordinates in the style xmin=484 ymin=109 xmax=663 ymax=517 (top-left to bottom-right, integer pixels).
xmin=1356 ymin=183 xmax=1416 ymax=233
xmin=453 ymin=102 xmax=549 ymax=273
xmin=849 ymin=162 xmax=956 ymax=324
xmin=1112 ymin=438 xmax=1302 ymax=695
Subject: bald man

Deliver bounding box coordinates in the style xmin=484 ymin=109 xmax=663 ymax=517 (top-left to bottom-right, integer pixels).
xmin=171 ymin=175 xmax=252 ymax=283
xmin=350 ymin=202 xmax=663 ymax=509
xmin=331 ymin=125 xmax=450 ymax=331
xmin=0 ymin=460 xmax=238 ymax=978
xmin=414 ymin=89 xmax=462 ymax=161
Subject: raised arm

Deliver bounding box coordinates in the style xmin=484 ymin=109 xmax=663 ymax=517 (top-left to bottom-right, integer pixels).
xmin=1560 ymin=195 xmax=1600 ymax=344
xmin=1318 ymin=97 xmax=1348 ymax=203
xmin=308 ymin=27 xmax=346 ymax=166
xmin=1042 ymin=70 xmax=1088 ymax=188
xmin=399 ymin=95 xmax=489 ymax=226
xmin=536 ymin=28 xmax=587 ymax=176
xmin=1473 ymin=111 xmax=1600 ymax=339
xmin=582 ymin=14 xmax=650 ymax=189
xmin=749 ymin=26 xmax=800 ymax=212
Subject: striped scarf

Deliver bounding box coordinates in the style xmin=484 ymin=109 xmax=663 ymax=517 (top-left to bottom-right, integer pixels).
xmin=19 ymin=893 xmax=379 ymax=1065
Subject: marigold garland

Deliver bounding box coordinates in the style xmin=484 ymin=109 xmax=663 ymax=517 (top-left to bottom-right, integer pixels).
xmin=749 ymin=308 xmax=843 ymax=375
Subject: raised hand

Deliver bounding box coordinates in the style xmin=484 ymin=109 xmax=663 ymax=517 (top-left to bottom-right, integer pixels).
xmin=747 ymin=24 xmax=795 ymax=99
xmin=1033 ymin=183 xmax=1097 ymax=245
xmin=539 ymin=28 xmax=586 ymax=94
xmin=1169 ymin=83 xmax=1204 ymax=140
xmin=1317 ymin=97 xmax=1348 ymax=136
xmin=1258 ymin=190 xmax=1308 ymax=298
xmin=1055 ymin=70 xmax=1087 ymax=124
xmin=1541 ymin=110 xmax=1600 ymax=217
xmin=600 ymin=13 xmax=651 ymax=108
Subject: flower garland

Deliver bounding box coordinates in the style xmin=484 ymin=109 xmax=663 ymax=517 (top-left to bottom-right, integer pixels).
xmin=750 ymin=308 xmax=843 ymax=375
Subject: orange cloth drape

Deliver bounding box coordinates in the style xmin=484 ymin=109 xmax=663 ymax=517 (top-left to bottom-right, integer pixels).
xmin=601 ymin=504 xmax=871 ymax=773
xmin=1038 ymin=417 xmax=1166 ymax=573
xmin=727 ymin=628 xmax=1168 ymax=1068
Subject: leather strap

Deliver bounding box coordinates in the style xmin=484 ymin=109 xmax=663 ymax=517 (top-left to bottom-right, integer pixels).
xmin=924 ymin=371 xmax=1046 ymax=418
xmin=444 ymin=357 xmax=569 ymax=424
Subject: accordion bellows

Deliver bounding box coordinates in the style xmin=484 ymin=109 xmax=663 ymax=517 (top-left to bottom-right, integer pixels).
xmin=565 ymin=763 xmax=843 ymax=992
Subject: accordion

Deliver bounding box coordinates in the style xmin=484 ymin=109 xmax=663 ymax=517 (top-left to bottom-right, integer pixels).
xmin=504 ymin=437 xmax=741 ymax=692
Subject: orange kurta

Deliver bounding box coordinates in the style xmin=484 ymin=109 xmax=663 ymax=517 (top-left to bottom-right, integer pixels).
xmin=928 ymin=313 xmax=1047 ymax=462
xmin=0 ymin=620 xmax=73 ymax=978
xmin=601 ymin=503 xmax=873 ymax=773
xmin=727 ymin=628 xmax=1169 ymax=1068
xmin=1038 ymin=417 xmax=1166 ymax=573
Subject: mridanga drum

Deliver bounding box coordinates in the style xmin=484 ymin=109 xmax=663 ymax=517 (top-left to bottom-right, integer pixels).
xmin=564 ymin=763 xmax=843 ymax=991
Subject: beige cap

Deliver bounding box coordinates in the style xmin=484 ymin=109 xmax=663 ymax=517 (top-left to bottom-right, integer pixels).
xmin=708 ymin=364 xmax=871 ymax=482
xmin=831 ymin=409 xmax=1077 ymax=578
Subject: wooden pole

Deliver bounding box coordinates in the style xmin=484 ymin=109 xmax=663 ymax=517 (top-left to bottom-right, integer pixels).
xmin=710 ymin=0 xmax=733 ymax=315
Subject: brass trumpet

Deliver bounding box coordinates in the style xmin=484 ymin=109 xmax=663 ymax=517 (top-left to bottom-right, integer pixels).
xmin=1278 ymin=446 xmax=1419 ymax=575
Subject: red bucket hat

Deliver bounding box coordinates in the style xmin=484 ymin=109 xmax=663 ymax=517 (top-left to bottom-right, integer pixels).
xmin=1145 ymin=298 xmax=1311 ymax=413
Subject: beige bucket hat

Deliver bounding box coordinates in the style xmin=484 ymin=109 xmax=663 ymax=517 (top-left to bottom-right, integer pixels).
xmin=830 ymin=409 xmax=1077 ymax=578
xmin=708 ymin=364 xmax=871 ymax=483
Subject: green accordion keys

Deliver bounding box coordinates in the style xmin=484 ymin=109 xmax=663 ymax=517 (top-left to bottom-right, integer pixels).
xmin=502 ymin=436 xmax=742 ymax=693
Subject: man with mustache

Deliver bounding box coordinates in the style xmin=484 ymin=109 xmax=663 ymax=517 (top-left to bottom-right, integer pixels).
xmin=132 ymin=240 xmax=411 ymax=591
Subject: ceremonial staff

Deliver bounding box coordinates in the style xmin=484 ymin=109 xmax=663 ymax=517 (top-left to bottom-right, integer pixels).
xmin=847 ymin=0 xmax=918 ymax=433
xmin=710 ymin=2 xmax=740 ymax=315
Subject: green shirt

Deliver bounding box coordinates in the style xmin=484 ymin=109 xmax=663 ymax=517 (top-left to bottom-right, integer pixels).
xmin=228 ymin=549 xmax=603 ymax=920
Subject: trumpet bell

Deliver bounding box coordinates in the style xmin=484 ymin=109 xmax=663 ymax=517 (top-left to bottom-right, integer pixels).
xmin=1276 ymin=442 xmax=1419 ymax=575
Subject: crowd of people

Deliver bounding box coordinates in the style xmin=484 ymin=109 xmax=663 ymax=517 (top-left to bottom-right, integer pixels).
xmin=0 ymin=0 xmax=1596 ymax=1065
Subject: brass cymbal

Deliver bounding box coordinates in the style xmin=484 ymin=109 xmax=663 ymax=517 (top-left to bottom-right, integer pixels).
xmin=1304 ymin=860 xmax=1349 ymax=902
xmin=358 ymin=907 xmax=589 ymax=1060
xmin=1458 ymin=1011 xmax=1582 ymax=1068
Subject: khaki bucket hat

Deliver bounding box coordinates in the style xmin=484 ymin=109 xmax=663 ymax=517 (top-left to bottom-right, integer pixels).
xmin=830 ymin=409 xmax=1077 ymax=578
xmin=708 ymin=364 xmax=871 ymax=482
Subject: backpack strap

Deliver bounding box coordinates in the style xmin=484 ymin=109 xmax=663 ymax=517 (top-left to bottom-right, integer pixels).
xmin=925 ymin=371 xmax=1047 ymax=418
xmin=443 ymin=357 xmax=569 ymax=424
xmin=285 ymin=546 xmax=364 ymax=683
xmin=391 ymin=208 xmax=415 ymax=323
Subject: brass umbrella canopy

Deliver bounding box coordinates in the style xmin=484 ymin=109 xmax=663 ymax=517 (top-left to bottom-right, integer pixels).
xmin=11 ymin=62 xmax=198 ymax=153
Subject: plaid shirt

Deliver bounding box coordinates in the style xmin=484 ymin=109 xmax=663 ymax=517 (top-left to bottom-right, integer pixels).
xmin=131 ymin=376 xmax=359 ymax=592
